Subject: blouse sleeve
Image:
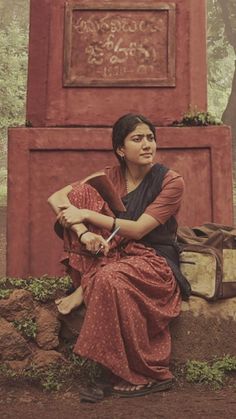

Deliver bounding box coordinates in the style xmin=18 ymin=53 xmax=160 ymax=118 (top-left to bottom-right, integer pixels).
xmin=144 ymin=170 xmax=185 ymax=224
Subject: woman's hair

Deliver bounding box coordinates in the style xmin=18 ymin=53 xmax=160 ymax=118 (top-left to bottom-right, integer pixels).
xmin=112 ymin=113 xmax=156 ymax=164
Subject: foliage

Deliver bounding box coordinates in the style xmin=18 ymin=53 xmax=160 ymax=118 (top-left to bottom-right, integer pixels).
xmin=207 ymin=0 xmax=236 ymax=119
xmin=0 ymin=289 xmax=12 ymax=299
xmin=0 ymin=18 xmax=29 ymax=147
xmin=0 ymin=275 xmax=72 ymax=302
xmin=13 ymin=318 xmax=37 ymax=339
xmin=0 ymin=357 xmax=100 ymax=392
xmin=171 ymin=108 xmax=222 ymax=127
xmin=186 ymin=355 xmax=236 ymax=389
xmin=40 ymin=369 xmax=63 ymax=392
xmin=0 ymin=1 xmax=29 ymax=205
xmin=0 ymin=1 xmax=29 ymax=30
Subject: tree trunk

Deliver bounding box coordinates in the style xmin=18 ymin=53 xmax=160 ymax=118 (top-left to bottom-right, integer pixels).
xmin=218 ymin=0 xmax=236 ymax=218
xmin=222 ymin=60 xmax=236 ymax=138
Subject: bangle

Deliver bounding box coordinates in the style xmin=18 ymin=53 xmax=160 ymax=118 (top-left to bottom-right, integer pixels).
xmin=111 ymin=217 xmax=116 ymax=232
xmin=78 ymin=230 xmax=89 ymax=243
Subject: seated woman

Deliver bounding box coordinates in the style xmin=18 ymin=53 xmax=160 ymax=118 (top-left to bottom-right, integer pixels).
xmin=48 ymin=113 xmax=190 ymax=399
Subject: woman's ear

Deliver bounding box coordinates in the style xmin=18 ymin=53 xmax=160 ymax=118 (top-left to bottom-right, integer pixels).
xmin=116 ymin=147 xmax=124 ymax=158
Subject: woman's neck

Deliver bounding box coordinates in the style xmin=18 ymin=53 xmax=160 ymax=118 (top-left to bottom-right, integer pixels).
xmin=125 ymin=163 xmax=153 ymax=192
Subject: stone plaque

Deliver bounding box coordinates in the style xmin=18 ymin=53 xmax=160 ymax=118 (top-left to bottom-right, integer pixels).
xmin=64 ymin=1 xmax=176 ymax=87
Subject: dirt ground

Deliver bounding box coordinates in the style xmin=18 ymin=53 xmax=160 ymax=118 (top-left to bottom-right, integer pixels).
xmin=0 ymin=376 xmax=236 ymax=419
xmin=1 ymin=206 xmax=236 ymax=418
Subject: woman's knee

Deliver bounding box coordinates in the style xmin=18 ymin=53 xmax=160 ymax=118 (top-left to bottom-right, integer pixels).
xmin=68 ymin=184 xmax=105 ymax=211
xmin=94 ymin=265 xmax=124 ymax=291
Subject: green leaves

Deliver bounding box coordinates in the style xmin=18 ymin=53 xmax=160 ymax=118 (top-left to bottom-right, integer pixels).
xmin=13 ymin=318 xmax=37 ymax=339
xmin=186 ymin=355 xmax=236 ymax=389
xmin=0 ymin=276 xmax=72 ymax=302
xmin=207 ymin=0 xmax=236 ymax=118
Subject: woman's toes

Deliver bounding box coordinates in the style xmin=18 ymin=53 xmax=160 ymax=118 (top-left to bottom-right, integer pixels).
xmin=55 ymin=298 xmax=63 ymax=305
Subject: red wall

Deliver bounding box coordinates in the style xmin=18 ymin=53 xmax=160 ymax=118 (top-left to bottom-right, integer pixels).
xmin=26 ymin=0 xmax=207 ymax=127
xmin=7 ymin=125 xmax=233 ymax=277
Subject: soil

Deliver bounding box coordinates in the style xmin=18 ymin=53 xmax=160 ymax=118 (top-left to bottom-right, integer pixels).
xmin=1 ymin=206 xmax=236 ymax=418
xmin=0 ymin=376 xmax=236 ymax=419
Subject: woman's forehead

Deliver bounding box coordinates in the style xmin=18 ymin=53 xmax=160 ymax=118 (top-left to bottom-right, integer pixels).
xmin=129 ymin=123 xmax=153 ymax=136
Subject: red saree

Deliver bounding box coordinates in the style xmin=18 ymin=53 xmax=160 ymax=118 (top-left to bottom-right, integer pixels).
xmin=60 ymin=165 xmax=183 ymax=384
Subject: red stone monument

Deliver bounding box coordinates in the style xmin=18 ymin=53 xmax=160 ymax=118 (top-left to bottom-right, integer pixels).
xmin=7 ymin=0 xmax=233 ymax=277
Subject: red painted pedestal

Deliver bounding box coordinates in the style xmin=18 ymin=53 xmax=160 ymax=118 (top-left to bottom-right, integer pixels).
xmin=7 ymin=125 xmax=233 ymax=277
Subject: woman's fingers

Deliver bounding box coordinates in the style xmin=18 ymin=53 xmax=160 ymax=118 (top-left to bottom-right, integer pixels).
xmin=99 ymin=237 xmax=110 ymax=256
xmin=83 ymin=234 xmax=110 ymax=256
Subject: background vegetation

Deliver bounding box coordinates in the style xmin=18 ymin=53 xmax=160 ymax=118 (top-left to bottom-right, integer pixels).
xmin=0 ymin=0 xmax=236 ymax=206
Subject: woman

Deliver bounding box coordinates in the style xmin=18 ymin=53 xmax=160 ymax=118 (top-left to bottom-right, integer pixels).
xmin=48 ymin=113 xmax=190 ymax=399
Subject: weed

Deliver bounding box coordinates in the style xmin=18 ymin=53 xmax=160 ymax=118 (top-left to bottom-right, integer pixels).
xmin=8 ymin=278 xmax=27 ymax=288
xmin=0 ymin=364 xmax=17 ymax=378
xmin=13 ymin=318 xmax=37 ymax=339
xmin=0 ymin=289 xmax=12 ymax=299
xmin=40 ymin=370 xmax=62 ymax=391
xmin=26 ymin=275 xmax=71 ymax=301
xmin=212 ymin=355 xmax=236 ymax=372
xmin=0 ymin=275 xmax=72 ymax=302
xmin=186 ymin=355 xmax=236 ymax=389
xmin=172 ymin=108 xmax=222 ymax=127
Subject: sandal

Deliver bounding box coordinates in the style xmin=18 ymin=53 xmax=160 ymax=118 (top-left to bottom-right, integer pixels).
xmin=79 ymin=378 xmax=112 ymax=403
xmin=112 ymin=379 xmax=173 ymax=398
xmin=79 ymin=383 xmax=105 ymax=403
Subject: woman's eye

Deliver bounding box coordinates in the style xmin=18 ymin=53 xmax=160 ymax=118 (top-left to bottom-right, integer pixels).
xmin=132 ymin=137 xmax=141 ymax=142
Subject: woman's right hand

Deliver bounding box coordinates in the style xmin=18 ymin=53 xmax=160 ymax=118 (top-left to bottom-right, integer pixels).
xmin=80 ymin=231 xmax=110 ymax=256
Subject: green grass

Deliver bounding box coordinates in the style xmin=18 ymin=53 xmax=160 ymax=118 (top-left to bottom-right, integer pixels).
xmin=13 ymin=318 xmax=37 ymax=340
xmin=185 ymin=355 xmax=236 ymax=389
xmin=0 ymin=275 xmax=72 ymax=302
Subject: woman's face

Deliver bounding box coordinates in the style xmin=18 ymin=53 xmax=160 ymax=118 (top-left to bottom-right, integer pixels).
xmin=119 ymin=123 xmax=156 ymax=166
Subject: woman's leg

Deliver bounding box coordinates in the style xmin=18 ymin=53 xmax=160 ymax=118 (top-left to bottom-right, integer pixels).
xmin=55 ymin=285 xmax=84 ymax=315
xmin=74 ymin=247 xmax=181 ymax=386
xmin=56 ymin=184 xmax=114 ymax=314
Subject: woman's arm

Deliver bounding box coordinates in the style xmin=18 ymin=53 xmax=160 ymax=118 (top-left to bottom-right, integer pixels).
xmin=47 ymin=183 xmax=110 ymax=255
xmin=47 ymin=185 xmax=73 ymax=215
xmin=57 ymin=172 xmax=184 ymax=240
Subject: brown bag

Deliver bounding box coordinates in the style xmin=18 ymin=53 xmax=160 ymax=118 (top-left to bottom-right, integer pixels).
xmin=177 ymin=223 xmax=236 ymax=301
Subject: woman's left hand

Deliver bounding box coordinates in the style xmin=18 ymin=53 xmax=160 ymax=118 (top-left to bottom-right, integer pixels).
xmin=57 ymin=205 xmax=87 ymax=227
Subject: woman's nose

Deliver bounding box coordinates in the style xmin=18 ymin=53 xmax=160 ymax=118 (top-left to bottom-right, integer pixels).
xmin=142 ymin=137 xmax=151 ymax=148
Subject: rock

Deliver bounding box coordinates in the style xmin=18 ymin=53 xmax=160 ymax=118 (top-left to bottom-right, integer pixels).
xmin=35 ymin=306 xmax=60 ymax=350
xmin=0 ymin=318 xmax=32 ymax=361
xmin=31 ymin=349 xmax=67 ymax=368
xmin=5 ymin=358 xmax=30 ymax=371
xmin=58 ymin=305 xmax=86 ymax=340
xmin=0 ymin=289 xmax=35 ymax=321
xmin=171 ymin=296 xmax=236 ymax=362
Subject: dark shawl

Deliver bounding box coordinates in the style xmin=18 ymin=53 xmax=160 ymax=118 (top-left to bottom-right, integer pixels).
xmin=119 ymin=163 xmax=191 ymax=300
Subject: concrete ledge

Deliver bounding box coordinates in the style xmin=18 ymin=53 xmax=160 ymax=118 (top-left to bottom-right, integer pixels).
xmin=171 ymin=296 xmax=236 ymax=362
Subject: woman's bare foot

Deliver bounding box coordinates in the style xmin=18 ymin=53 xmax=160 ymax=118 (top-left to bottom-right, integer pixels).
xmin=55 ymin=286 xmax=83 ymax=315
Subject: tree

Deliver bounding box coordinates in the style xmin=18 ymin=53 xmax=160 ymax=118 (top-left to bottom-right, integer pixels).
xmin=207 ymin=0 xmax=236 ymax=165
xmin=0 ymin=3 xmax=29 ymax=205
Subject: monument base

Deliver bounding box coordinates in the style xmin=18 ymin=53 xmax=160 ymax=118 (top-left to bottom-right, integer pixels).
xmin=7 ymin=125 xmax=233 ymax=277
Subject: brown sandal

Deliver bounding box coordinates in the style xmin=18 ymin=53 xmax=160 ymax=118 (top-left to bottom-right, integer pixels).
xmin=112 ymin=379 xmax=173 ymax=398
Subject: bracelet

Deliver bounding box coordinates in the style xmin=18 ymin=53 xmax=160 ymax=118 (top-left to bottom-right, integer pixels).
xmin=78 ymin=230 xmax=89 ymax=243
xmin=111 ymin=217 xmax=116 ymax=232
